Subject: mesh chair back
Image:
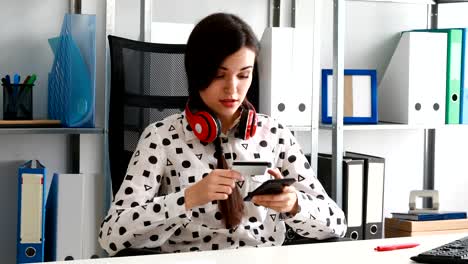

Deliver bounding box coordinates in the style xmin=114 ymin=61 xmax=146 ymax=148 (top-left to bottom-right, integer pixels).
xmin=107 ymin=35 xmax=259 ymax=195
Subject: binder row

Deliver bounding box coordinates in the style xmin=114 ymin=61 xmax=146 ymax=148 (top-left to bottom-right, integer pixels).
xmin=380 ymin=28 xmax=468 ymax=125
xmin=17 ymin=160 xmax=102 ymax=263
xmin=316 ymin=152 xmax=385 ymax=241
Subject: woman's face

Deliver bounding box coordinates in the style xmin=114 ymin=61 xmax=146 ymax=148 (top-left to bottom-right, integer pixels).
xmin=200 ymin=47 xmax=256 ymax=124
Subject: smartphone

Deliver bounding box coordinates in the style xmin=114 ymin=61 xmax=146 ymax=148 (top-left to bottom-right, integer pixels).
xmin=231 ymin=161 xmax=272 ymax=176
xmin=244 ymin=178 xmax=297 ymax=201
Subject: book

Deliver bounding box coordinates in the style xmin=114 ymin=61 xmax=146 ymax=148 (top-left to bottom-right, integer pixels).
xmin=385 ymin=217 xmax=468 ymax=232
xmin=385 ymin=227 xmax=468 ymax=238
xmin=391 ymin=211 xmax=467 ymax=221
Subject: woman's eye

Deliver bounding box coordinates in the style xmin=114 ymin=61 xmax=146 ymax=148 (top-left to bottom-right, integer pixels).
xmin=238 ymin=74 xmax=250 ymax=79
xmin=215 ymin=74 xmax=224 ymax=79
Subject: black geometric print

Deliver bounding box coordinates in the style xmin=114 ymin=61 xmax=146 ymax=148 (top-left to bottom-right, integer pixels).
xmin=288 ymin=155 xmax=296 ymax=163
xmin=236 ymin=181 xmax=244 ymax=188
xmin=99 ymin=114 xmax=346 ymax=255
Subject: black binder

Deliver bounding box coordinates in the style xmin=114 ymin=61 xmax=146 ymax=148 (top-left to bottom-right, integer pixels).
xmin=318 ymin=153 xmax=364 ymax=240
xmin=345 ymin=151 xmax=385 ymax=240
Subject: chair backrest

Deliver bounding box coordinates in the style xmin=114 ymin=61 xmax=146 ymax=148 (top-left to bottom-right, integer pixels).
xmin=107 ymin=35 xmax=259 ymax=196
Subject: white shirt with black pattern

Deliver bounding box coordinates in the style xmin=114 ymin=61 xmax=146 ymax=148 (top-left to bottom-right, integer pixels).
xmin=98 ymin=112 xmax=347 ymax=256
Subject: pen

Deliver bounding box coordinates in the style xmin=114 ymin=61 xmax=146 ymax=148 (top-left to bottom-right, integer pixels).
xmin=374 ymin=243 xmax=420 ymax=251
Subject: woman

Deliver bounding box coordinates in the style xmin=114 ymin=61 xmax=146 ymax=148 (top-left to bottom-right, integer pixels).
xmin=99 ymin=12 xmax=346 ymax=256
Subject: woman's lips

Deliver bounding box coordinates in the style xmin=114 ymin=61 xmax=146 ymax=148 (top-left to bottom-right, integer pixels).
xmin=220 ymin=99 xmax=238 ymax=108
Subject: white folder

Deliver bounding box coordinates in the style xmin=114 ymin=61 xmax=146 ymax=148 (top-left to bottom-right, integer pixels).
xmin=54 ymin=173 xmax=85 ymax=261
xmin=258 ymin=27 xmax=313 ymax=127
xmin=379 ymin=31 xmax=447 ymax=126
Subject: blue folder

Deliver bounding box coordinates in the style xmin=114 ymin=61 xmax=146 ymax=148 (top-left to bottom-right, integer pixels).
xmin=17 ymin=160 xmax=46 ymax=264
xmin=457 ymin=28 xmax=468 ymax=124
xmin=48 ymin=14 xmax=96 ymax=128
xmin=391 ymin=211 xmax=467 ymax=221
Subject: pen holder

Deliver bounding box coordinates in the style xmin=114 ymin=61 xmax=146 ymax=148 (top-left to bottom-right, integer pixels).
xmin=3 ymin=84 xmax=33 ymax=120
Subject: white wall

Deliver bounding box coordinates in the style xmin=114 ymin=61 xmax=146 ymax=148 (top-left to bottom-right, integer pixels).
xmin=152 ymin=0 xmax=269 ymax=40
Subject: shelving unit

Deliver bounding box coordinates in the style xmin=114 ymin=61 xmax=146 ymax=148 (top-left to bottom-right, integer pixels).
xmin=0 ymin=127 xmax=103 ymax=135
xmin=328 ymin=0 xmax=467 ymax=208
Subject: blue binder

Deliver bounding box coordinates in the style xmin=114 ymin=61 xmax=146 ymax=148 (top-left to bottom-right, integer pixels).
xmin=17 ymin=160 xmax=46 ymax=264
xmin=457 ymin=28 xmax=468 ymax=124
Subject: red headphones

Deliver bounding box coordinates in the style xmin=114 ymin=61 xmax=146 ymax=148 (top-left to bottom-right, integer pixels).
xmin=185 ymin=100 xmax=257 ymax=143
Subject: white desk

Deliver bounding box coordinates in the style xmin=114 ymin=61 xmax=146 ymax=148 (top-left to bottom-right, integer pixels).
xmin=49 ymin=233 xmax=468 ymax=264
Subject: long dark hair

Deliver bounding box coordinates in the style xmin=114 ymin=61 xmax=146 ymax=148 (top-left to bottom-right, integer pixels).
xmin=184 ymin=13 xmax=260 ymax=229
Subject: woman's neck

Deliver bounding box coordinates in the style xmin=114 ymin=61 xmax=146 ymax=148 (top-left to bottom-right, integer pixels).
xmin=219 ymin=110 xmax=241 ymax=134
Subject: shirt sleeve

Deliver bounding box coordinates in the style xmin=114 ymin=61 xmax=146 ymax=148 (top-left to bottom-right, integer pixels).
xmin=275 ymin=126 xmax=347 ymax=240
xmin=98 ymin=124 xmax=192 ymax=256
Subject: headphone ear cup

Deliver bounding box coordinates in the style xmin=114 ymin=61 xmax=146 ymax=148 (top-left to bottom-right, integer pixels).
xmin=185 ymin=102 xmax=220 ymax=143
xmin=249 ymin=110 xmax=257 ymax=138
xmin=197 ymin=111 xmax=220 ymax=143
xmin=238 ymin=109 xmax=257 ymax=140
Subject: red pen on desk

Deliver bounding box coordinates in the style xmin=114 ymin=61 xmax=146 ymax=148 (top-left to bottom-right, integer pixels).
xmin=374 ymin=243 xmax=420 ymax=252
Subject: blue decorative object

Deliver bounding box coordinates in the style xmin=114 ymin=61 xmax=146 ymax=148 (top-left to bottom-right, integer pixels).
xmin=48 ymin=14 xmax=96 ymax=128
xmin=321 ymin=69 xmax=378 ymax=124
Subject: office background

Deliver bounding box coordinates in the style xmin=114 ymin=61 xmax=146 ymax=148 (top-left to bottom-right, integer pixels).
xmin=1 ymin=0 xmax=468 ymax=262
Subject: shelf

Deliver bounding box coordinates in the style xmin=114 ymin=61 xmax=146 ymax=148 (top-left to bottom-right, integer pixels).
xmin=320 ymin=122 xmax=440 ymax=131
xmin=347 ymin=0 xmax=435 ymax=3
xmin=0 ymin=127 xmax=105 ymax=135
xmin=286 ymin=125 xmax=313 ymax=132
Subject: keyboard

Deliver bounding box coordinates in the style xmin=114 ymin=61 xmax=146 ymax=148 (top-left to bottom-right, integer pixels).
xmin=411 ymin=236 xmax=468 ymax=263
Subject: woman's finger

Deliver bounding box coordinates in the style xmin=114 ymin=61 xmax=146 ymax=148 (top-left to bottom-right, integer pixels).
xmin=267 ymin=168 xmax=283 ymax=179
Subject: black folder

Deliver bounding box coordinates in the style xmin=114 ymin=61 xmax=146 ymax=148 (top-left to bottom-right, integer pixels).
xmin=318 ymin=153 xmax=364 ymax=240
xmin=345 ymin=151 xmax=385 ymax=240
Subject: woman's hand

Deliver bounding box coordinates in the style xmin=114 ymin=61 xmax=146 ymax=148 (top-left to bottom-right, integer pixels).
xmin=251 ymin=169 xmax=299 ymax=215
xmin=184 ymin=169 xmax=244 ymax=210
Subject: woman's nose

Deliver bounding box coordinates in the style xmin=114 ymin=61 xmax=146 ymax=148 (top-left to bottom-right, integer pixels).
xmin=224 ymin=76 xmax=238 ymax=93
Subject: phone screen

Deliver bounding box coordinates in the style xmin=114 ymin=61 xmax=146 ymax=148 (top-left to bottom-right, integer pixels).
xmin=244 ymin=178 xmax=296 ymax=201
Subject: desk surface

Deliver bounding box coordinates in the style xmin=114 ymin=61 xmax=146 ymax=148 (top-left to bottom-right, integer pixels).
xmin=51 ymin=233 xmax=468 ymax=264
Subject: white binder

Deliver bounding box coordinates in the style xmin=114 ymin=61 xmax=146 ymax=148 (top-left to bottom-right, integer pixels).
xmin=48 ymin=173 xmax=85 ymax=261
xmin=257 ymin=27 xmax=313 ymax=127
xmin=379 ymin=31 xmax=447 ymax=126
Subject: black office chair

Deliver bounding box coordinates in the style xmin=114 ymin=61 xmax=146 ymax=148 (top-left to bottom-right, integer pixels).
xmin=107 ymin=35 xmax=341 ymax=257
xmin=107 ymin=35 xmax=259 ymax=197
